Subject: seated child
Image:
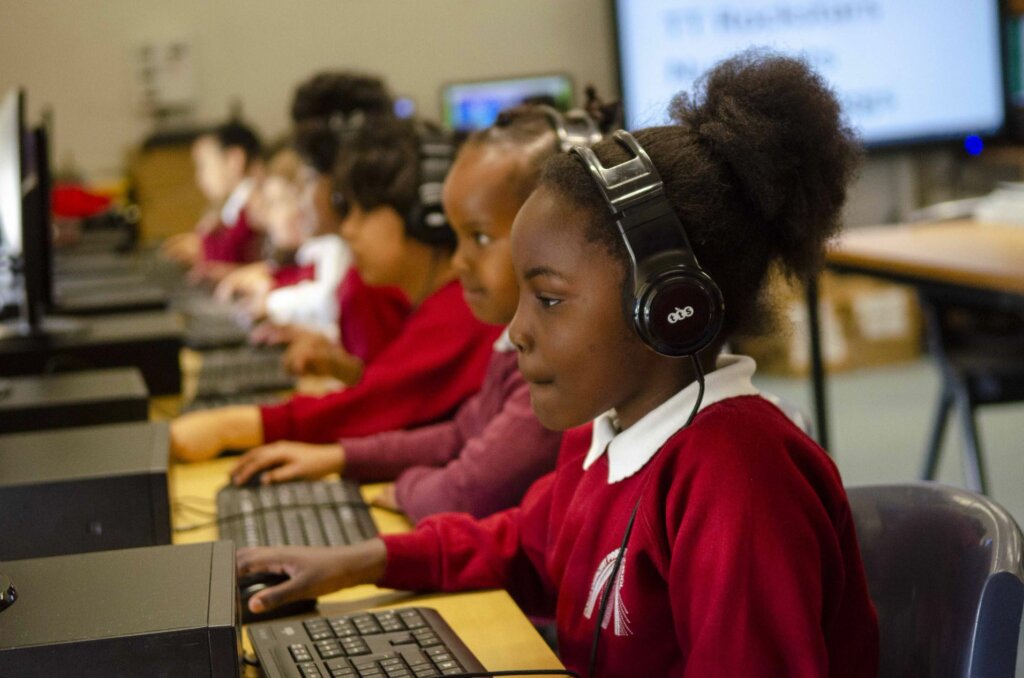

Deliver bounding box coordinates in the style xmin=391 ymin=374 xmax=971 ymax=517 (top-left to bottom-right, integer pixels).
xmin=229 ymin=106 xmax=580 ymax=522
xmin=217 ymin=143 xmax=351 ymax=336
xmin=234 ymin=52 xmax=879 ymax=676
xmin=162 ymin=121 xmax=265 ymax=282
xmin=170 ymin=118 xmax=503 ymax=462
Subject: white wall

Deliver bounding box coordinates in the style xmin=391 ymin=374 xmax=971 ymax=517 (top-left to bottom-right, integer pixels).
xmin=0 ymin=0 xmax=919 ymax=225
xmin=0 ymin=0 xmax=618 ymax=180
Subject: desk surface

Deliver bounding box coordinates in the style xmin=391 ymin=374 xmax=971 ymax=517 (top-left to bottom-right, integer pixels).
xmin=828 ymin=220 xmax=1024 ymax=296
xmin=171 ymin=457 xmax=563 ymax=673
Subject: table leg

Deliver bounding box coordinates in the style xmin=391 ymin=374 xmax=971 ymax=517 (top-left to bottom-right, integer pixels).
xmin=806 ymin=276 xmax=830 ymax=452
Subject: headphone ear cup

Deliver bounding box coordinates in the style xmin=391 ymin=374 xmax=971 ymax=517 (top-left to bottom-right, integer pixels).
xmin=634 ymin=266 xmax=724 ymax=357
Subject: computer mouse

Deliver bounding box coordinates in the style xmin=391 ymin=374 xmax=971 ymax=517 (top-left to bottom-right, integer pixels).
xmin=237 ymin=571 xmax=316 ymax=624
xmin=0 ymin=573 xmax=16 ymax=612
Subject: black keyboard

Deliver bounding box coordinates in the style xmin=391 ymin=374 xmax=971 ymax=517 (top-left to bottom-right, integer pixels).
xmin=217 ymin=480 xmax=377 ymax=547
xmin=194 ymin=346 xmax=294 ymax=397
xmin=248 ymin=607 xmax=487 ymax=678
xmin=180 ymin=390 xmax=283 ymax=413
xmin=177 ymin=296 xmax=250 ymax=349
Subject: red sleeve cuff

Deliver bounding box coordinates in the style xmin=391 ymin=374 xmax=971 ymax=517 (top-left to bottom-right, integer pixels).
xmin=259 ymin=402 xmax=293 ymax=443
xmin=338 ymin=437 xmax=380 ymax=481
xmin=379 ymin=532 xmax=440 ymax=591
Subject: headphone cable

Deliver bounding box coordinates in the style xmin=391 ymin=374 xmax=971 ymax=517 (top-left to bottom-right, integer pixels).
xmin=587 ymin=355 xmax=705 ymax=677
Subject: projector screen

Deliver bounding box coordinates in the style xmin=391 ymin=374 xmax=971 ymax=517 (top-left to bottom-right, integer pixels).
xmin=614 ymin=0 xmax=1005 ymax=148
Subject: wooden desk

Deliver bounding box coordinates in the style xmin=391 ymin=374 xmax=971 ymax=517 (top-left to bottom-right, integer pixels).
xmin=170 ymin=457 xmax=564 ymax=673
xmin=808 ymin=220 xmax=1024 ymax=456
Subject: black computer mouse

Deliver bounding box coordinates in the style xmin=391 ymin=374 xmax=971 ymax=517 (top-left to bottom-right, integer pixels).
xmin=237 ymin=571 xmax=316 ymax=624
xmin=0 ymin=573 xmax=16 ymax=612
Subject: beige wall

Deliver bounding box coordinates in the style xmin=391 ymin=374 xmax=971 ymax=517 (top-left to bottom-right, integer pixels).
xmin=0 ymin=0 xmax=618 ymax=180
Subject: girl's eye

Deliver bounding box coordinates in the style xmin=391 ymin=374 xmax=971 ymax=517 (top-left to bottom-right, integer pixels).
xmin=473 ymin=232 xmax=492 ymax=247
xmin=536 ymin=294 xmax=562 ymax=309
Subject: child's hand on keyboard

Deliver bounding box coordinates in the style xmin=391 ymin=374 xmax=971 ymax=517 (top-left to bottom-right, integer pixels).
xmin=231 ymin=441 xmax=345 ymax=485
xmin=284 ymin=333 xmax=364 ymax=384
xmin=235 ymin=539 xmax=387 ymax=614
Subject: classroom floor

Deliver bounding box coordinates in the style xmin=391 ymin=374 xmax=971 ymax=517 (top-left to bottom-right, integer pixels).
xmin=752 ymin=357 xmax=1024 ymax=526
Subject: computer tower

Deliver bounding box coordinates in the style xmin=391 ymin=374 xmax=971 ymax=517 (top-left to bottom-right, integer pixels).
xmin=0 ymin=541 xmax=240 ymax=678
xmin=0 ymin=367 xmax=148 ymax=434
xmin=0 ymin=421 xmax=171 ymax=560
xmin=0 ymin=310 xmax=183 ymax=395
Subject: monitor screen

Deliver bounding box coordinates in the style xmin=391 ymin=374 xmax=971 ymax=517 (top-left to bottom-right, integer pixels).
xmin=613 ymin=0 xmax=1005 ymax=148
xmin=0 ymin=89 xmax=23 ymax=255
xmin=441 ymin=74 xmax=574 ymax=132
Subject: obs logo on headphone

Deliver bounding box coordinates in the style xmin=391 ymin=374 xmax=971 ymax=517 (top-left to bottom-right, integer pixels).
xmin=667 ymin=306 xmax=694 ymax=324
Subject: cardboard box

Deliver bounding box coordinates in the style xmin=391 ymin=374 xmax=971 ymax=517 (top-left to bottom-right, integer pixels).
xmin=734 ymin=272 xmax=923 ymax=376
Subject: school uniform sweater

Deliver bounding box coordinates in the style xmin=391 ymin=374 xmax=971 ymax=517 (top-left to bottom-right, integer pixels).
xmin=260 ymin=280 xmax=502 ymax=444
xmin=380 ymin=355 xmax=879 ymax=677
xmin=335 ymin=268 xmax=411 ymax=364
xmin=201 ymin=179 xmax=263 ymax=264
xmin=340 ymin=333 xmax=562 ymax=523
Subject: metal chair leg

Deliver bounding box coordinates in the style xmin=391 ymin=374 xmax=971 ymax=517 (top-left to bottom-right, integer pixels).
xmin=953 ymin=384 xmax=988 ymax=494
xmin=921 ymin=386 xmax=954 ymax=480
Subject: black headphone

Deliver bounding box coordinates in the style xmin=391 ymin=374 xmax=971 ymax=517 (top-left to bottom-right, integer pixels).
xmin=404 ymin=128 xmax=456 ymax=247
xmin=571 ymin=130 xmax=724 ymax=357
xmin=538 ymin=106 xmax=604 ymax=152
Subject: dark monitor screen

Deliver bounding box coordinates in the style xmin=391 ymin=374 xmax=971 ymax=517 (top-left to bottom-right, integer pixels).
xmin=0 ymin=89 xmax=23 ymax=256
xmin=613 ymin=1 xmax=1005 ymax=149
xmin=441 ymin=74 xmax=574 ymax=132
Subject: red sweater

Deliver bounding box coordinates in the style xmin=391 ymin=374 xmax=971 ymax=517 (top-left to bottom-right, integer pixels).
xmin=260 ymin=280 xmax=502 ymax=444
xmin=200 ymin=209 xmax=263 ymax=264
xmin=271 ymin=263 xmax=316 ymax=289
xmin=341 ymin=346 xmax=562 ymax=523
xmin=381 ymin=396 xmax=879 ymax=677
xmin=335 ymin=268 xmax=412 ymax=365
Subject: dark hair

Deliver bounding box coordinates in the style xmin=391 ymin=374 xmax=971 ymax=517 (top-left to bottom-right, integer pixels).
xmin=208 ymin=121 xmax=262 ymax=167
xmin=461 ymin=100 xmax=620 ymax=205
xmin=290 ymin=71 xmax=393 ymax=123
xmin=539 ymin=50 xmax=862 ymax=339
xmin=462 ymin=105 xmax=562 ymax=205
xmin=333 ymin=118 xmax=454 ymax=250
xmin=291 ymin=71 xmax=395 ymax=174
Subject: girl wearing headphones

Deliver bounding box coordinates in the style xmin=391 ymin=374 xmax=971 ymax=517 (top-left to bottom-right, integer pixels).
xmin=171 ymin=119 xmax=502 ymax=462
xmin=235 ymin=52 xmax=879 ymax=676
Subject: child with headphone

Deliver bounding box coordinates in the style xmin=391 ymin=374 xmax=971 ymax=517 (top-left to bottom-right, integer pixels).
xmin=235 ymin=52 xmax=878 ymax=676
xmin=170 ymin=118 xmax=502 ymax=462
xmin=227 ymin=105 xmax=601 ymax=522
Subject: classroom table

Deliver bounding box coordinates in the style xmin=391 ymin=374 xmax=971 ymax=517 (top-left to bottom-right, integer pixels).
xmin=807 ymin=219 xmax=1024 ymax=458
xmin=170 ymin=453 xmax=565 ymax=675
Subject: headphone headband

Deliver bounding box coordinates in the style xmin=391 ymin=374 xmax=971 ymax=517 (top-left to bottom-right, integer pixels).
xmin=539 ymin=106 xmax=603 ymax=153
xmin=569 ymin=130 xmax=724 ymax=357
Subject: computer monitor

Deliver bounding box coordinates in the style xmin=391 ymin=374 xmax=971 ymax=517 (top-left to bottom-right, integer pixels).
xmin=0 ymin=89 xmax=23 ymax=258
xmin=612 ymin=0 xmax=1006 ymax=149
xmin=0 ymin=89 xmax=77 ymax=338
xmin=441 ymin=74 xmax=574 ymax=132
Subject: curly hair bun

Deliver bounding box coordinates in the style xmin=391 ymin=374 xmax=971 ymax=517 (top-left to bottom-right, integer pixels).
xmin=670 ymin=49 xmax=861 ymax=278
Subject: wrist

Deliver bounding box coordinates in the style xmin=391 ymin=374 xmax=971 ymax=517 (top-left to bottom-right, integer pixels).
xmin=219 ymin=406 xmax=263 ymax=450
xmin=336 ymin=444 xmax=346 ymax=475
xmin=340 ymin=538 xmax=387 ymax=587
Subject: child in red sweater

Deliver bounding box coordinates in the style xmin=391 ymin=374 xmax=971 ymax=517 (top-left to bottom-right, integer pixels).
xmin=228 ymin=107 xmax=583 ymax=522
xmin=170 ymin=119 xmax=501 ymax=462
xmin=162 ymin=121 xmax=265 ymax=282
xmin=235 ymin=53 xmax=879 ymax=676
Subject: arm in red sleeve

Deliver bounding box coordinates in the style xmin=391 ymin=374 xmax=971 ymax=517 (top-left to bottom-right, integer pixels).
xmin=380 ymin=471 xmax=557 ymax=618
xmin=339 ymin=419 xmax=463 ymax=483
xmin=393 ymin=382 xmax=561 ymax=522
xmin=259 ymin=282 xmax=500 ymax=443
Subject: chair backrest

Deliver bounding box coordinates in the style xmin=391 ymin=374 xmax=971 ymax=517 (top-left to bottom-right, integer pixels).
xmin=847 ymin=483 xmax=1024 ymax=678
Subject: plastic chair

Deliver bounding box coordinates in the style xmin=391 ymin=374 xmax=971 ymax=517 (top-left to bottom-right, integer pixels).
xmin=847 ymin=482 xmax=1024 ymax=678
xmin=919 ymin=298 xmax=1024 ymax=494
